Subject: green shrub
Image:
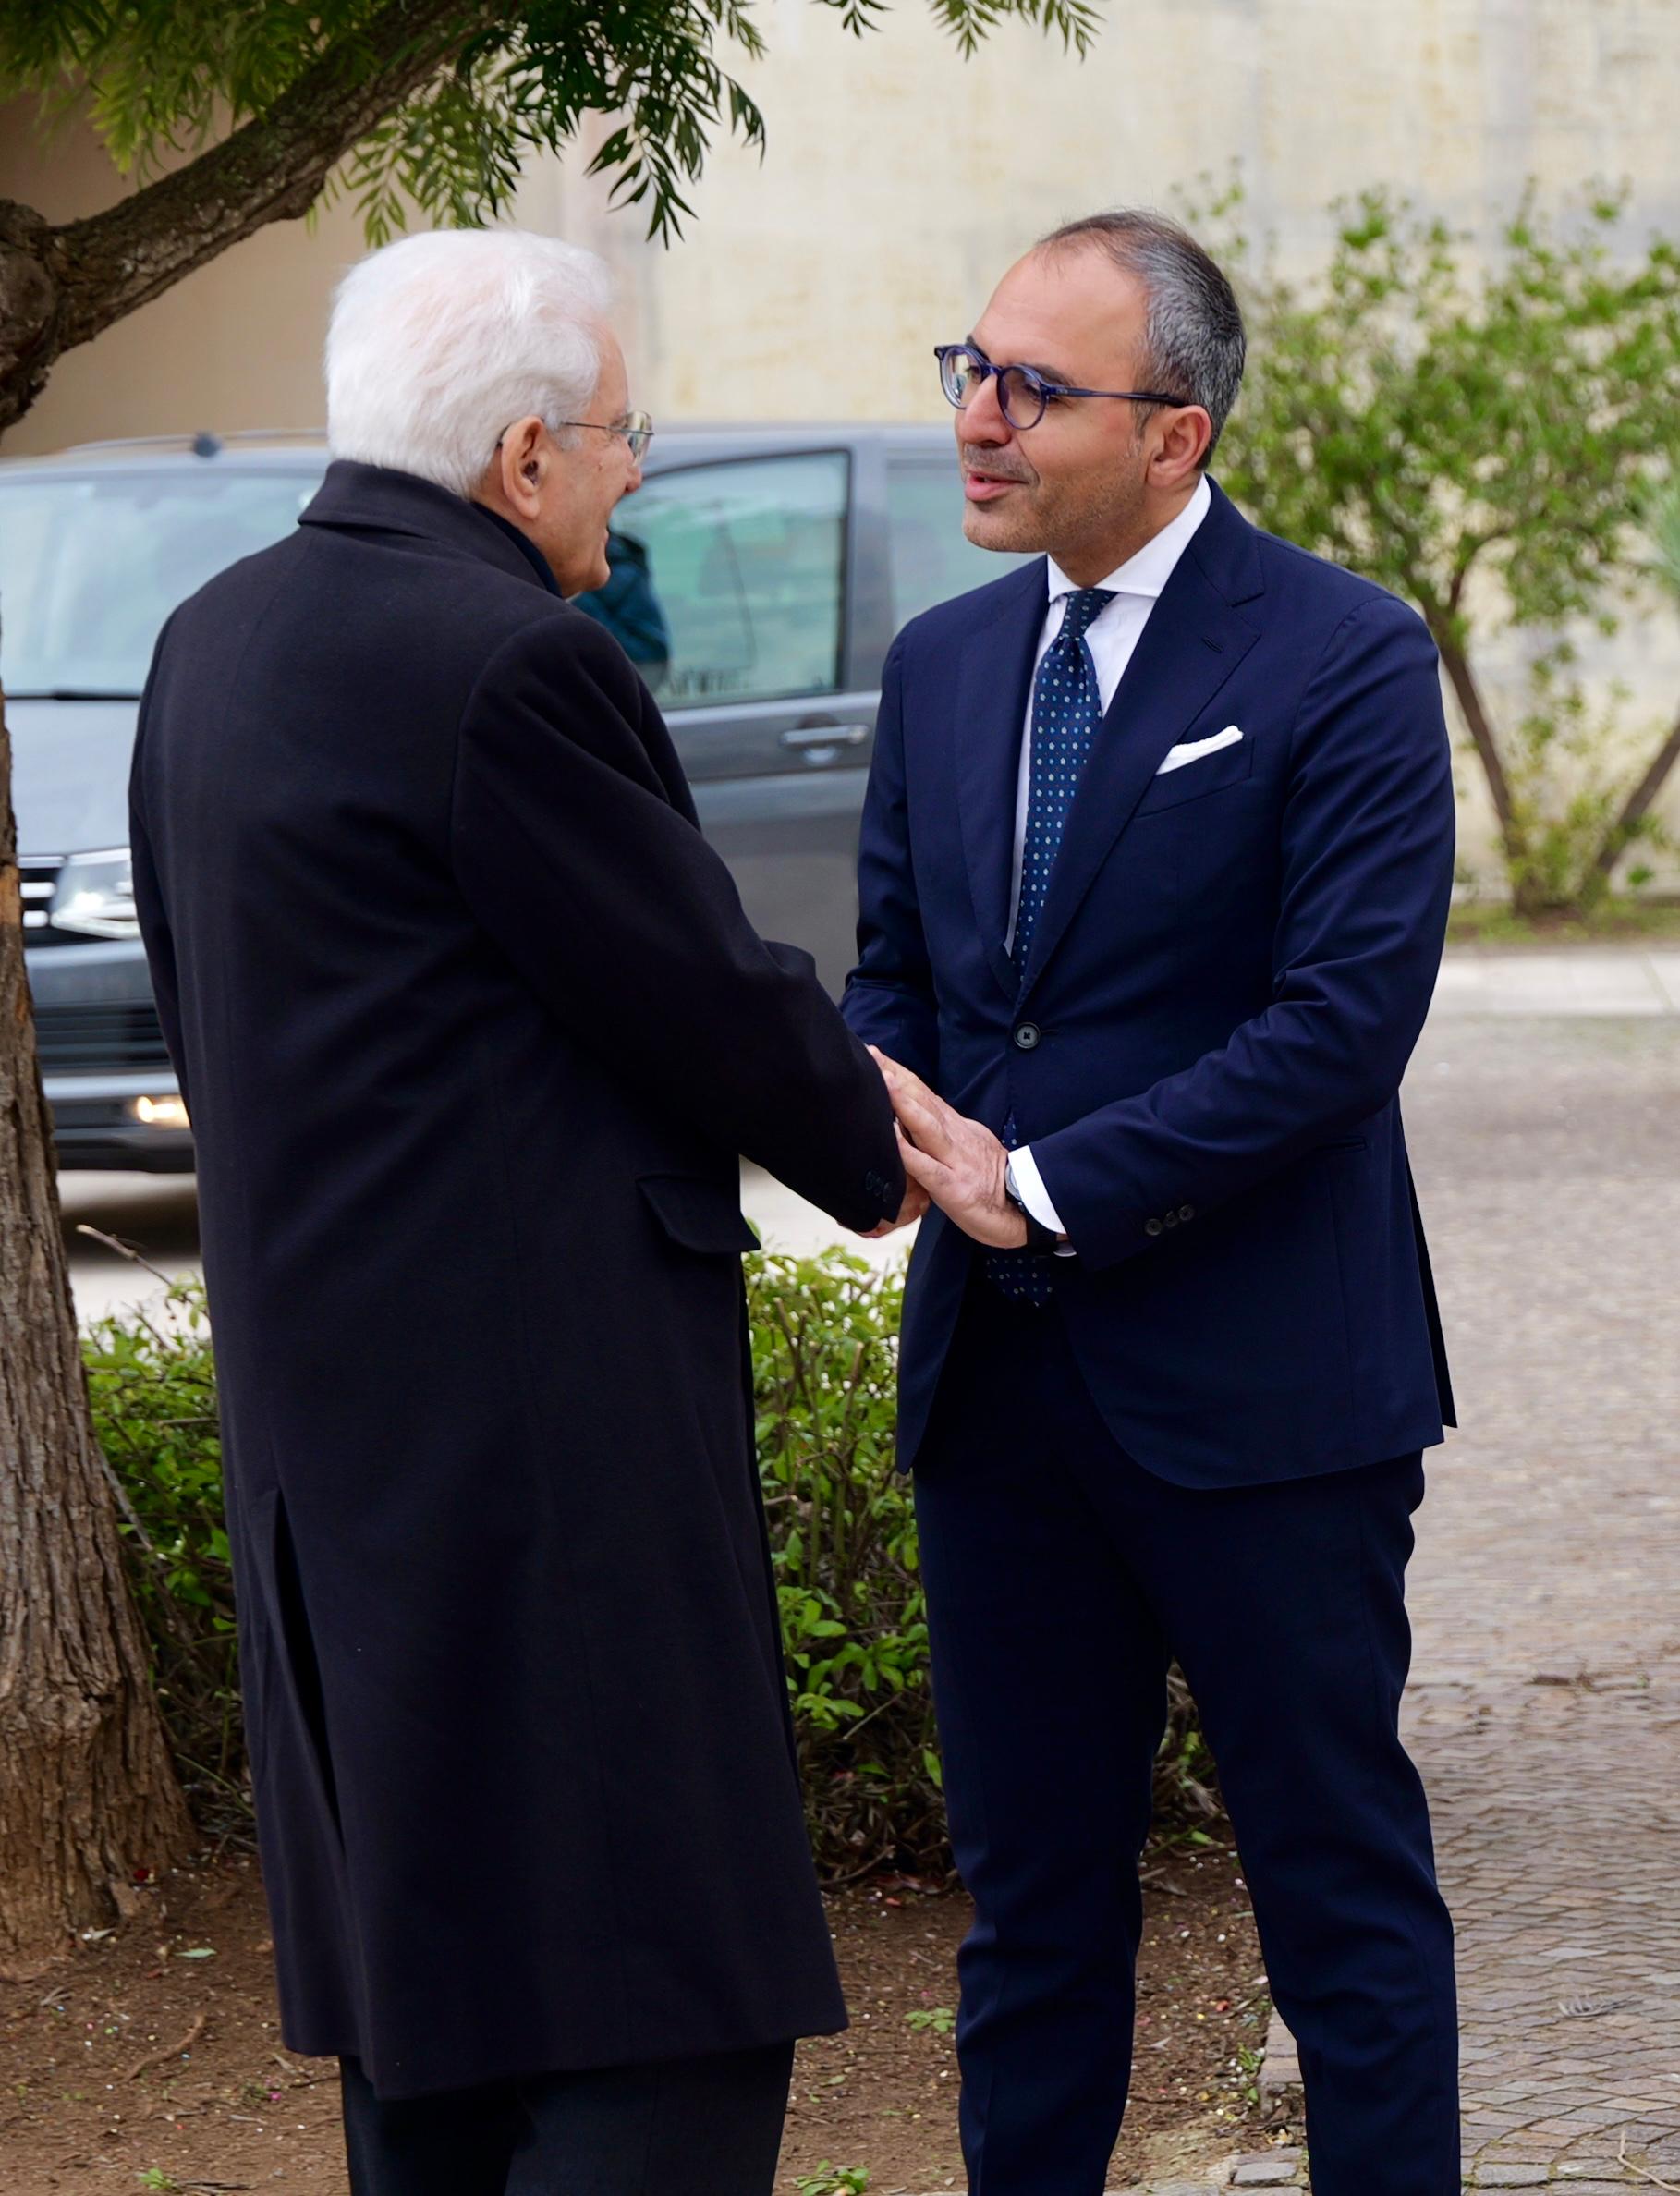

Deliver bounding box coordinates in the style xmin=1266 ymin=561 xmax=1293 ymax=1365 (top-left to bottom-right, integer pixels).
xmin=749 ymin=1246 xmax=1218 ymax=1874
xmin=1203 ymin=184 xmax=1680 ymax=919
xmin=91 ymin=1255 xmax=1218 ymax=1873
xmin=83 ymin=1282 xmax=241 ymax=1827
xmin=749 ymin=1248 xmax=941 ymax=1877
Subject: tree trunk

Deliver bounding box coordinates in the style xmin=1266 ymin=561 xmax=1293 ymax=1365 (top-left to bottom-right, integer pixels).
xmin=1592 ymin=702 xmax=1680 ymax=885
xmin=0 ymin=0 xmax=512 ymax=1984
xmin=0 ymin=0 xmax=501 ymax=434
xmin=1426 ymin=618 xmax=1528 ymax=880
xmin=0 ymin=692 xmax=193 ymax=1978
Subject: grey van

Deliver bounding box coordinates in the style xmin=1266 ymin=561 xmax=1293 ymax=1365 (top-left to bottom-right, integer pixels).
xmin=0 ymin=427 xmax=1023 ymax=1170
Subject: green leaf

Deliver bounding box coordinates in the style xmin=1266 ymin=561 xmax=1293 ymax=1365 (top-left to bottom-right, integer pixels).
xmin=0 ymin=0 xmax=1108 ymax=248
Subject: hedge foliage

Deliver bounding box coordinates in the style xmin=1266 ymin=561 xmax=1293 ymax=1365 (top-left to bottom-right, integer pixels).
xmin=85 ymin=1284 xmax=241 ymax=1823
xmin=88 ymin=1254 xmax=1217 ymax=1875
xmin=749 ymin=1248 xmax=943 ymax=1877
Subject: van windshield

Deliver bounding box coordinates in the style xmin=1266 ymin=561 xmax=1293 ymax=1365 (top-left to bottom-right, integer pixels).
xmin=0 ymin=468 xmax=321 ymax=697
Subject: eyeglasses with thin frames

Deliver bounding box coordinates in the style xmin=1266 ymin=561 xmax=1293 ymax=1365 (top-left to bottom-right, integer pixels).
xmin=934 ymin=342 xmax=1188 ymax=432
xmin=495 ymin=410 xmax=655 ymax=463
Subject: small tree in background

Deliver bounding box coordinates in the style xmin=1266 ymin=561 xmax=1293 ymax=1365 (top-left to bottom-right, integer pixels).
xmin=1625 ymin=478 xmax=1680 ymax=882
xmin=1210 ymin=188 xmax=1680 ymax=919
xmin=0 ymin=0 xmax=1100 ymax=1974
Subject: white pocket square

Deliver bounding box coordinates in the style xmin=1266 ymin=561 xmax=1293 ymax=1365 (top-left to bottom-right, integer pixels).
xmin=1157 ymin=725 xmax=1243 ymax=775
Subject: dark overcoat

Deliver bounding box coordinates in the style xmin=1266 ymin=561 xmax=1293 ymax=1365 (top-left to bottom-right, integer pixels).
xmin=129 ymin=461 xmax=902 ymax=2099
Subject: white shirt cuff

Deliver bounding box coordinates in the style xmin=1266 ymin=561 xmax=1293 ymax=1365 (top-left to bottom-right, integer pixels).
xmin=1009 ymin=1146 xmax=1076 ymax=1256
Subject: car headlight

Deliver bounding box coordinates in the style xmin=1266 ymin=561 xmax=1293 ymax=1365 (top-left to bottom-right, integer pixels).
xmin=50 ymin=848 xmax=140 ymax=940
xmin=131 ymin=1094 xmax=189 ymax=1128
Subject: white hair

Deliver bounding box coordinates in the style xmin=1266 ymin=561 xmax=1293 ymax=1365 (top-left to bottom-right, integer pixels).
xmin=325 ymin=228 xmax=615 ymax=497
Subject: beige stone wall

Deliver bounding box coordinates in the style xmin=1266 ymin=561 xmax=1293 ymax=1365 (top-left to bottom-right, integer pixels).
xmin=569 ymin=0 xmax=1680 ymax=425
xmin=4 ymin=0 xmax=1679 ymax=884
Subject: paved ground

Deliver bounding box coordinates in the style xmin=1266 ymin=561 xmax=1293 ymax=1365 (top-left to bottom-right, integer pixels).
xmin=1228 ymin=1008 xmax=1680 ymax=2194
xmin=59 ymin=1168 xmax=202 ymax=1324
xmin=1430 ymin=948 xmax=1680 ymax=1019
xmin=1400 ymin=1010 xmax=1680 ymax=2189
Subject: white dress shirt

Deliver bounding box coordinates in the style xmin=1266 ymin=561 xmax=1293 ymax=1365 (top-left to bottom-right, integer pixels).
xmin=1007 ymin=474 xmax=1212 ymax=1244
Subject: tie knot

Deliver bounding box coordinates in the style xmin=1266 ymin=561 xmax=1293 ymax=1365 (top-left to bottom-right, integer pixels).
xmin=1055 ymin=588 xmax=1116 ymax=644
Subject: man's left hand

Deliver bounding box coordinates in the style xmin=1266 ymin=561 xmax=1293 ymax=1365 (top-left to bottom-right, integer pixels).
xmin=869 ymin=1050 xmax=1029 ymax=1249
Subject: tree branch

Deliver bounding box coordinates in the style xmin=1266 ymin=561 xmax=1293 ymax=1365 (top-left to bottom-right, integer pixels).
xmin=1445 ymin=534 xmax=1494 ymax=619
xmin=1424 ymin=612 xmax=1524 ymax=859
xmin=1593 ymin=701 xmax=1680 ymax=884
xmin=0 ymin=0 xmax=502 ymax=433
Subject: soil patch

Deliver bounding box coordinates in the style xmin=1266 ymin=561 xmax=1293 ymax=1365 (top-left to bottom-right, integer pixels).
xmin=782 ymin=1835 xmax=1277 ymax=2192
xmin=0 ymin=1839 xmax=1279 ymax=2193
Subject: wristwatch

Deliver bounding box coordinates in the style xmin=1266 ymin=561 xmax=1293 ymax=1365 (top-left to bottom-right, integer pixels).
xmin=1004 ymin=1162 xmax=1061 ymax=1256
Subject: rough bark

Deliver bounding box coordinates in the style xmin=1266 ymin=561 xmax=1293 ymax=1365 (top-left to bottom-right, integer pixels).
xmin=0 ymin=0 xmax=501 ymax=434
xmin=0 ymin=692 xmax=195 ymax=1978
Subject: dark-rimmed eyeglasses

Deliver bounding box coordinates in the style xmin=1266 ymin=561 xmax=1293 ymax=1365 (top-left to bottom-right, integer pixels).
xmin=496 ymin=410 xmax=655 ymax=463
xmin=935 ymin=343 xmax=1188 ymax=432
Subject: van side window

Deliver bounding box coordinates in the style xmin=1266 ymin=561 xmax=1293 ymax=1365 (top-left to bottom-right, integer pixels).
xmin=0 ymin=472 xmax=319 ymax=697
xmin=886 ymin=462 xmax=1029 ymax=629
xmin=578 ymin=453 xmax=848 ymax=707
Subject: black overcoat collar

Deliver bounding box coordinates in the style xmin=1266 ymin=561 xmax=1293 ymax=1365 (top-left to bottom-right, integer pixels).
xmin=954 ymin=476 xmax=1266 ymax=1006
xmin=298 ymin=459 xmax=558 ymax=594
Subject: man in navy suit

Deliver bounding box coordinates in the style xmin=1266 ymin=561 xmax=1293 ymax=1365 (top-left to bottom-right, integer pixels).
xmin=844 ymin=212 xmax=1460 ymax=2195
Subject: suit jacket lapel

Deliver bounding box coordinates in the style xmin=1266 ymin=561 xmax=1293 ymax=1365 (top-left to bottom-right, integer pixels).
xmin=954 ymin=562 xmax=1046 ymax=1001
xmin=1016 ymin=531 xmax=1260 ymax=1004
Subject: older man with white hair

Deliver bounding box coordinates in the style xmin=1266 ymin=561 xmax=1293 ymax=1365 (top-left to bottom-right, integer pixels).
xmin=128 ymin=227 xmax=907 ymax=2196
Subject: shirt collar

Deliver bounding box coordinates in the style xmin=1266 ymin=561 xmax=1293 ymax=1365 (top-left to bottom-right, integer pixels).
xmin=472 ymin=502 xmax=563 ymax=596
xmin=1045 ymin=472 xmax=1212 ymax=606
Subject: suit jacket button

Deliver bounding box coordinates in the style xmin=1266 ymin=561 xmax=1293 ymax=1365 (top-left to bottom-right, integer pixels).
xmin=1178 ymin=1204 xmax=1195 ymax=1222
xmin=1145 ymin=1217 xmax=1164 ymax=1238
xmin=1013 ymin=1022 xmax=1041 ymax=1051
xmin=1163 ymin=1210 xmax=1180 ymax=1229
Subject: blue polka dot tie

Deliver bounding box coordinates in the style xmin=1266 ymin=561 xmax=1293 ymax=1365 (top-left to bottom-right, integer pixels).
xmin=987 ymin=585 xmax=1116 ymax=1307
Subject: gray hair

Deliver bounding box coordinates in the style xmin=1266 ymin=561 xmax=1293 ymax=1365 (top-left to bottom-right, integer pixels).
xmin=325 ymin=228 xmax=615 ymax=497
xmin=1038 ymin=209 xmax=1246 ymax=463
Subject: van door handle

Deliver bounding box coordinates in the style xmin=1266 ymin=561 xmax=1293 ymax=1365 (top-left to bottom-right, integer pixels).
xmin=779 ymin=721 xmax=871 ymax=754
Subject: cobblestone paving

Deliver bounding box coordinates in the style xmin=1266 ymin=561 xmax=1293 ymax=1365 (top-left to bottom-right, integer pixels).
xmin=1403 ymin=1014 xmax=1680 ymax=2188
xmin=913 ymin=998 xmax=1680 ymax=2196
xmin=1236 ymin=1012 xmax=1680 ymax=2194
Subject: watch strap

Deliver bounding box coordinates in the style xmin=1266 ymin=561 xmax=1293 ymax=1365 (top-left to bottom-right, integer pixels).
xmin=1004 ymin=1181 xmax=1061 ymax=1257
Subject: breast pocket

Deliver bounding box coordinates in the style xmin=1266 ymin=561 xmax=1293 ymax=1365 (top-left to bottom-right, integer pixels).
xmin=1133 ymin=726 xmax=1257 ymax=816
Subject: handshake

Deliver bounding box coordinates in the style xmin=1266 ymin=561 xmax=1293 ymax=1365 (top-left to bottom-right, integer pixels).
xmin=860 ymin=1049 xmax=1031 ymax=1250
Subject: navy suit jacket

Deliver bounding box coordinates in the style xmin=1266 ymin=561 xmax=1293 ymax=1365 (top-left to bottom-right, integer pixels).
xmin=842 ymin=478 xmax=1457 ymax=1487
